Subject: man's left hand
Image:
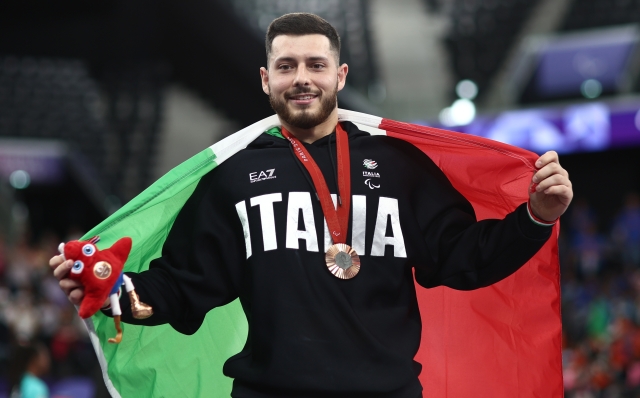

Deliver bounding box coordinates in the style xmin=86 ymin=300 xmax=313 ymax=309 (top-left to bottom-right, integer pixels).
xmin=529 ymin=151 xmax=573 ymax=222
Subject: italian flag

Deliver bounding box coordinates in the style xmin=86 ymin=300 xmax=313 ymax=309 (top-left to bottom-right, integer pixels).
xmin=82 ymin=109 xmax=562 ymax=397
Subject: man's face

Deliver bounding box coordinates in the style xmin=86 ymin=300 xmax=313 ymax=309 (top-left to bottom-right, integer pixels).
xmin=260 ymin=34 xmax=348 ymax=129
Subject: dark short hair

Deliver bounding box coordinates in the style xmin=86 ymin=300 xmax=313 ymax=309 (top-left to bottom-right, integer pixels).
xmin=265 ymin=13 xmax=341 ymax=65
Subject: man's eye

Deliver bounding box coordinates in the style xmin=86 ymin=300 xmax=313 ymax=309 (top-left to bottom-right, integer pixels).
xmin=278 ymin=64 xmax=292 ymax=70
xmin=312 ymin=64 xmax=324 ymax=69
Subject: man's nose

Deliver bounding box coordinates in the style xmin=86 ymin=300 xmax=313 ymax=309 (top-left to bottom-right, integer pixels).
xmin=293 ymin=65 xmax=310 ymax=86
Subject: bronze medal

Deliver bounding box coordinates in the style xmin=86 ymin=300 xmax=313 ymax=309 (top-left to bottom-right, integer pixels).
xmin=325 ymin=243 xmax=360 ymax=279
xmin=282 ymin=124 xmax=361 ymax=280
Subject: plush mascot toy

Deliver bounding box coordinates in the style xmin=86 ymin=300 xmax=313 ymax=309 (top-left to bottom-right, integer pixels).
xmin=58 ymin=236 xmax=153 ymax=343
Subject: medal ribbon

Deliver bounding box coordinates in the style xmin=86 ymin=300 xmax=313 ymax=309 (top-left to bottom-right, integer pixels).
xmin=281 ymin=124 xmax=351 ymax=245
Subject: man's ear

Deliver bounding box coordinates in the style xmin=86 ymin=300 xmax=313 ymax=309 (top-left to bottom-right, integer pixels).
xmin=260 ymin=67 xmax=270 ymax=95
xmin=337 ymin=63 xmax=349 ymax=91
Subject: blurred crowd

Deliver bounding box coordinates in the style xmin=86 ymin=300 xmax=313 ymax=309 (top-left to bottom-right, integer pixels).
xmin=0 ymin=228 xmax=101 ymax=397
xmin=562 ymin=193 xmax=640 ymax=398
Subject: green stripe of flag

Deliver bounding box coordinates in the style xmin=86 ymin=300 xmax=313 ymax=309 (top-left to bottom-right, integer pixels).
xmin=82 ymin=146 xmax=247 ymax=397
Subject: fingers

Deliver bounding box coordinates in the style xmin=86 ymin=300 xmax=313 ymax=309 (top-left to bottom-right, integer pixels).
xmin=533 ymin=174 xmax=572 ymax=195
xmin=532 ymin=159 xmax=569 ymax=185
xmin=540 ymin=184 xmax=573 ymax=200
xmin=53 ymin=259 xmax=73 ymax=281
xmin=530 ymin=151 xmax=573 ymax=205
xmin=534 ymin=150 xmax=559 ymax=169
xmin=51 ymin=254 xmax=86 ymax=306
xmin=529 ymin=151 xmax=573 ymax=220
xmin=49 ymin=254 xmax=65 ymax=269
xmin=59 ymin=278 xmax=83 ymax=294
xmin=532 ymin=171 xmax=573 ymax=205
xmin=59 ymin=278 xmax=85 ymax=305
xmin=68 ymin=287 xmax=85 ymax=306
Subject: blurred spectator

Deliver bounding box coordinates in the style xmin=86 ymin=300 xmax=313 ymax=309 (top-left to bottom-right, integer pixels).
xmin=5 ymin=239 xmax=35 ymax=292
xmin=50 ymin=307 xmax=88 ymax=379
xmin=570 ymin=221 xmax=607 ymax=279
xmin=611 ymin=193 xmax=640 ymax=269
xmin=4 ymin=288 xmax=40 ymax=342
xmin=7 ymin=341 xmax=50 ymax=398
xmin=586 ymin=296 xmax=610 ymax=340
xmin=569 ymin=198 xmax=598 ymax=237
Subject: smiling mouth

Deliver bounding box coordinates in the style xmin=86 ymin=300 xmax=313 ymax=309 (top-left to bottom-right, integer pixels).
xmin=288 ymin=94 xmax=318 ymax=101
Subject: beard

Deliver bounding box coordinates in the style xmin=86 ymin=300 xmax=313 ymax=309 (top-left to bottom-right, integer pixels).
xmin=269 ymin=83 xmax=338 ymax=130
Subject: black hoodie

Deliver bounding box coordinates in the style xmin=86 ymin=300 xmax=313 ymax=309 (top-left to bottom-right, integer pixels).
xmin=111 ymin=121 xmax=552 ymax=397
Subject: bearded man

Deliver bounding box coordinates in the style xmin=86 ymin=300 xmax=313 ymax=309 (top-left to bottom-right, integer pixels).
xmin=51 ymin=13 xmax=572 ymax=398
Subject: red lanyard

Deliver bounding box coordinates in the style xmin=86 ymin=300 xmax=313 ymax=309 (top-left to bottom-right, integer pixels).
xmin=281 ymin=124 xmax=351 ymax=245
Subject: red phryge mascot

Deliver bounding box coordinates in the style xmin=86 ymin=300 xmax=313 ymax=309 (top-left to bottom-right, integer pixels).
xmin=58 ymin=236 xmax=153 ymax=343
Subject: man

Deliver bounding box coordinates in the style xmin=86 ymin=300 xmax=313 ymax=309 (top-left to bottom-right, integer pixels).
xmin=50 ymin=13 xmax=572 ymax=397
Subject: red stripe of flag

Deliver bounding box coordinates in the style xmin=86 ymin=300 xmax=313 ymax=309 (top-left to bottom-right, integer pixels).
xmin=380 ymin=119 xmax=563 ymax=397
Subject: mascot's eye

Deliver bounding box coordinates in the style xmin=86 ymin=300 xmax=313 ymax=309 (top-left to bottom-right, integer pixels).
xmin=82 ymin=244 xmax=96 ymax=256
xmin=71 ymin=260 xmax=84 ymax=274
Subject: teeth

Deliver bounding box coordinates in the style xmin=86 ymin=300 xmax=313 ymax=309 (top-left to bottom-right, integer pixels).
xmin=293 ymin=95 xmax=314 ymax=100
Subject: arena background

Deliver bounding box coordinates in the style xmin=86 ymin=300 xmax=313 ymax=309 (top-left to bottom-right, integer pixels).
xmin=1 ymin=0 xmax=639 ymax=397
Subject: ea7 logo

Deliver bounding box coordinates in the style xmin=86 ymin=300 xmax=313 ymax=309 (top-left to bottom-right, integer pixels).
xmin=249 ymin=169 xmax=276 ymax=183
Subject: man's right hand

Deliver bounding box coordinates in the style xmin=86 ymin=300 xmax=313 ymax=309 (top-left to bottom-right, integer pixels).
xmin=49 ymin=254 xmax=86 ymax=306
